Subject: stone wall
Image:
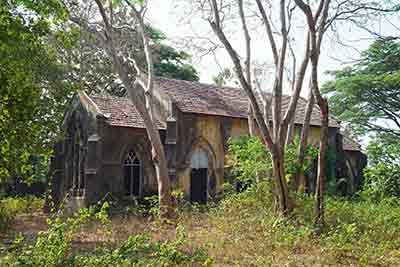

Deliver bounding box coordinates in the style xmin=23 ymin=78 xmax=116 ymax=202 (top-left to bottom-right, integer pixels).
xmin=49 ymin=96 xmax=99 ymax=208
xmin=90 ymin=125 xmax=162 ymax=203
xmin=51 ymin=93 xmax=364 ymax=208
xmin=171 ymin=112 xmax=344 ymax=200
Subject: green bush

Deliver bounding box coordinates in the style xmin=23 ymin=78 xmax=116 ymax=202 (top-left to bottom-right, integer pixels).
xmin=0 ymin=206 xmax=12 ymax=232
xmin=227 ymin=136 xmax=317 ymax=187
xmin=0 ymin=196 xmax=44 ymax=214
xmin=210 ymin=181 xmax=400 ymax=265
xmin=0 ymin=196 xmax=44 ymax=232
xmin=0 ymin=202 xmax=213 ymax=267
xmin=362 ymin=139 xmax=400 ymax=200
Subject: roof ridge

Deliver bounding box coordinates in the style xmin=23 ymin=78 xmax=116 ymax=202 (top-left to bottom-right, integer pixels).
xmin=155 ymin=76 xmax=240 ymax=91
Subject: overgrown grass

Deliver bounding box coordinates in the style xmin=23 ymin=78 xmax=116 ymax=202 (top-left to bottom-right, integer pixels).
xmin=0 ymin=196 xmax=44 ymax=232
xmin=0 ymin=202 xmax=213 ymax=267
xmin=1 ymin=187 xmax=399 ymax=266
xmin=191 ymin=182 xmax=400 ymax=266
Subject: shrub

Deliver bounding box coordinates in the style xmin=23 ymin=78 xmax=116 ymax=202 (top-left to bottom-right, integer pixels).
xmin=227 ymin=136 xmax=318 ymax=187
xmin=0 ymin=196 xmax=44 ymax=214
xmin=362 ymin=139 xmax=400 ymax=200
xmin=0 ymin=206 xmax=12 ymax=232
xmin=0 ymin=196 xmax=44 ymax=232
xmin=0 ymin=202 xmax=213 ymax=267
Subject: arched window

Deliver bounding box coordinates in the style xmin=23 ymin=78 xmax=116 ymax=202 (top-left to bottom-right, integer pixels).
xmin=123 ymin=149 xmax=142 ymax=198
xmin=190 ymin=148 xmax=208 ymax=204
xmin=72 ymin=132 xmax=85 ymax=197
xmin=190 ymin=148 xmax=208 ymax=169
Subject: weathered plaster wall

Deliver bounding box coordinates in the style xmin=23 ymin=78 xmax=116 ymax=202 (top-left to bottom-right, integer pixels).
xmin=175 ymin=113 xmax=233 ymax=199
xmin=174 ymin=113 xmax=343 ymax=200
xmin=52 ymin=93 xmax=363 ymax=208
xmin=50 ymin=96 xmax=99 ymax=208
xmin=93 ymin=126 xmax=162 ymax=202
xmin=344 ymin=150 xmax=367 ymax=193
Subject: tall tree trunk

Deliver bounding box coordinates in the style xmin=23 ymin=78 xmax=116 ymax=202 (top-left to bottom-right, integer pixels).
xmin=314 ymin=99 xmax=328 ymax=227
xmin=210 ymin=0 xmax=293 ymax=215
xmin=248 ymin=102 xmax=256 ymax=137
xmin=294 ymin=88 xmax=314 ymax=192
xmin=294 ymin=0 xmax=331 ymax=227
xmin=285 ymin=120 xmax=296 ymax=146
xmin=91 ymin=0 xmax=172 ymax=217
xmin=124 ymin=84 xmax=172 ymax=218
xmin=272 ymin=145 xmax=291 ymax=213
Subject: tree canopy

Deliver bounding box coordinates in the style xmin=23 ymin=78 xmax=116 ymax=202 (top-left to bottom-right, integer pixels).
xmin=54 ymin=22 xmax=199 ymax=96
xmin=0 ymin=1 xmax=71 ymax=183
xmin=0 ymin=0 xmax=199 ymax=184
xmin=322 ymin=38 xmax=400 ymax=139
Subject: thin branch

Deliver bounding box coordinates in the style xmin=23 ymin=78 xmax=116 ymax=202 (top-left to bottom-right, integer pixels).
xmin=255 ymin=0 xmax=278 ymax=65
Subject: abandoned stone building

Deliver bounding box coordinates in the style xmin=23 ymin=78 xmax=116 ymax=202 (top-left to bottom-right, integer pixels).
xmin=50 ymin=78 xmax=366 ymax=208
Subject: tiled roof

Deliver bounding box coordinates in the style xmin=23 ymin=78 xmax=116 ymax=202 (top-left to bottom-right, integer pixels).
xmin=155 ymin=78 xmax=340 ymax=128
xmin=89 ymin=77 xmax=340 ymax=129
xmin=342 ymin=134 xmax=362 ymax=151
xmin=90 ymin=95 xmax=166 ymax=129
xmin=88 ymin=79 xmax=361 ymax=151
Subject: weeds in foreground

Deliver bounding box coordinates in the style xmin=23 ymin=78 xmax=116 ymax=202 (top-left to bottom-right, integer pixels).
xmin=1 ymin=184 xmax=400 ymax=266
xmin=0 ymin=196 xmax=44 ymax=232
xmin=197 ymin=182 xmax=400 ymax=266
xmin=0 ymin=202 xmax=213 ymax=267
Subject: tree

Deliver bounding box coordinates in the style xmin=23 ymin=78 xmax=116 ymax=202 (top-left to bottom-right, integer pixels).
xmin=294 ymin=0 xmax=331 ymax=227
xmin=189 ymin=0 xmax=399 ymax=225
xmin=204 ymin=0 xmax=312 ymax=215
xmin=153 ymin=35 xmax=199 ymax=82
xmin=51 ymin=21 xmax=199 ymax=96
xmin=66 ymin=0 xmax=173 ymax=217
xmin=363 ymin=136 xmax=400 ymax=200
xmin=0 ymin=1 xmax=71 ymax=183
xmin=323 ymin=38 xmax=400 ymax=139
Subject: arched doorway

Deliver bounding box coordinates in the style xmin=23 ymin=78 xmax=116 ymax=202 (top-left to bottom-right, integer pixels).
xmin=123 ymin=149 xmax=142 ymax=198
xmin=190 ymin=148 xmax=208 ymax=204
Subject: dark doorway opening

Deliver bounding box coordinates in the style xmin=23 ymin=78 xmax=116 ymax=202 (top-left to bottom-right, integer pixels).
xmin=190 ymin=168 xmax=208 ymax=204
xmin=123 ymin=150 xmax=141 ymax=198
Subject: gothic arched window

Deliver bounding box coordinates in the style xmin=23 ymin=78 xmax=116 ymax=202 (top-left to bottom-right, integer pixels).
xmin=72 ymin=131 xmax=85 ymax=197
xmin=123 ymin=149 xmax=142 ymax=198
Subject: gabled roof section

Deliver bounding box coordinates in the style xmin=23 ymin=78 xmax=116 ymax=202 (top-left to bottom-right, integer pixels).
xmin=154 ymin=78 xmax=340 ymax=128
xmin=61 ymin=91 xmax=105 ymax=128
xmin=90 ymin=95 xmax=166 ymax=129
xmin=87 ymin=77 xmax=341 ymax=130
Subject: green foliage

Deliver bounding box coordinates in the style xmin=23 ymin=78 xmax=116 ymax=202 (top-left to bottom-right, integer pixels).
xmin=0 ymin=1 xmax=72 ymax=182
xmin=362 ymin=138 xmax=400 ymax=200
xmin=212 ymin=68 xmax=237 ymax=87
xmin=210 ymin=182 xmax=400 ymax=265
xmin=323 ymin=197 xmax=400 ymax=264
xmin=154 ymin=44 xmax=200 ymax=82
xmin=149 ymin=25 xmax=199 ymax=81
xmin=0 ymin=196 xmax=44 ymax=232
xmin=1 ymin=201 xmax=212 ymax=267
xmin=322 ymin=38 xmax=400 ymax=138
xmin=285 ymin=137 xmax=319 ymax=178
xmin=75 ymin=227 xmax=211 ymax=267
xmin=227 ymin=136 xmax=318 ymax=186
xmin=0 ymin=196 xmax=44 ymax=215
xmin=227 ymin=136 xmax=271 ymax=185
